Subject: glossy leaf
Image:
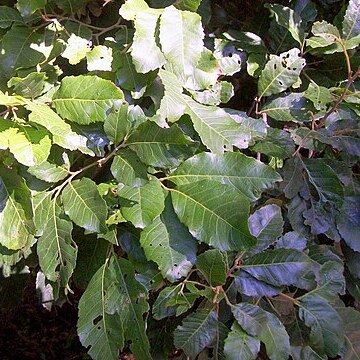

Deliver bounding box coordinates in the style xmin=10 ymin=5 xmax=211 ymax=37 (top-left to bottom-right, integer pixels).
xmin=298 ymin=294 xmax=344 ymax=357
xmin=140 ymin=197 xmax=197 ymax=282
xmin=62 ymin=178 xmax=108 ymax=233
xmin=171 ymin=180 xmax=255 ymax=251
xmin=168 ymin=152 xmax=281 ymax=201
xmin=52 ymin=75 xmax=124 ymax=125
xmin=174 ymin=309 xmax=219 ymax=358
xmin=248 ymin=204 xmax=284 ymax=252
xmin=196 ymin=249 xmax=227 ymax=286
xmin=224 ymin=322 xmax=260 ymax=360
xmin=118 ymin=179 xmax=165 ymax=229
xmin=241 ymin=249 xmax=312 ymax=287
xmin=232 ymin=303 xmax=291 ymax=360
xmin=127 ymin=122 xmax=198 ymax=168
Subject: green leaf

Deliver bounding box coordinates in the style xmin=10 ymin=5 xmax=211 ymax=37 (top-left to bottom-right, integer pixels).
xmin=0 ymin=26 xmax=45 ymax=76
xmin=170 ymin=180 xmax=255 ymax=251
xmin=298 ymin=294 xmax=344 ymax=357
xmin=61 ymin=33 xmax=91 ymax=65
xmin=252 ymin=128 xmax=295 ymax=159
xmin=121 ymin=1 xmax=165 ymax=73
xmin=302 ymin=158 xmax=344 ymax=203
xmin=8 ymin=72 xmax=47 ymax=99
xmin=190 ymin=81 xmax=234 ymax=106
xmin=140 ymin=197 xmax=197 ymax=282
xmin=86 ymin=45 xmax=113 ymax=72
xmin=265 ymin=4 xmax=304 ymax=45
xmin=241 ymin=249 xmax=312 ymax=287
xmin=0 ymin=168 xmax=34 ymax=250
xmin=28 ymin=161 xmax=69 ymax=183
xmin=0 ymin=6 xmax=23 ymax=28
xmin=184 ymin=95 xmax=246 ymax=153
xmin=342 ymin=0 xmax=360 ymax=46
xmin=0 ymin=118 xmax=51 ymax=166
xmin=291 ymin=346 xmax=327 ymax=360
xmin=152 ymin=284 xmax=182 ymax=319
xmin=258 ymin=48 xmax=306 ymax=98
xmin=197 ymin=249 xmax=227 ymax=286
xmin=27 ymin=103 xmax=91 ymax=153
xmin=16 ymin=0 xmax=46 ymax=16
xmin=168 ymin=152 xmax=281 ymax=201
xmin=262 ymin=93 xmax=314 ymax=122
xmin=108 ymin=255 xmax=152 ymax=360
xmin=37 ymin=201 xmax=77 ymax=286
xmin=337 ymin=307 xmax=360 ymax=360
xmin=336 ymin=196 xmax=360 ymax=252
xmin=224 ymin=322 xmax=260 ymax=360
xmin=174 ymin=309 xmax=219 ymax=358
xmin=77 ymin=262 xmax=124 ymax=360
xmin=176 ymin=0 xmax=202 ymax=12
xmin=304 ymin=83 xmax=332 ymax=111
xmin=111 ymin=149 xmax=148 ymax=187
xmin=233 ymin=270 xmax=282 ymax=297
xmin=159 ymin=6 xmax=204 ymax=84
xmin=231 ymin=303 xmax=291 ymax=360
xmin=62 ymin=178 xmax=108 ymax=233
xmin=52 ymin=75 xmax=124 ymax=125
xmin=248 ymin=204 xmax=284 ymax=253
xmin=127 ymin=122 xmax=198 ymax=168
xmin=118 ymin=179 xmax=165 ymax=229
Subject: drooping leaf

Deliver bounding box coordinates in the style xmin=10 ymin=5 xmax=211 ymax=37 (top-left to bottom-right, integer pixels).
xmin=241 ymin=249 xmax=312 ymax=287
xmin=258 ymin=48 xmax=306 ymax=98
xmin=168 ymin=152 xmax=281 ymax=201
xmin=298 ymin=293 xmax=344 ymax=357
xmin=127 ymin=122 xmax=198 ymax=168
xmin=140 ymin=196 xmax=197 ymax=282
xmin=118 ymin=179 xmax=165 ymax=229
xmin=62 ymin=178 xmax=108 ymax=233
xmin=107 ymin=255 xmax=152 ymax=360
xmin=52 ymin=75 xmax=124 ymax=124
xmin=77 ymin=261 xmax=124 ymax=360
xmin=231 ymin=303 xmax=291 ymax=360
xmin=224 ymin=322 xmax=260 ymax=360
xmin=174 ymin=309 xmax=219 ymax=358
xmin=196 ymin=249 xmax=227 ymax=286
xmin=0 ymin=168 xmax=34 ymax=250
xmin=170 ymin=180 xmax=255 ymax=251
xmin=248 ymin=204 xmax=284 ymax=252
xmin=37 ymin=201 xmax=77 ymax=286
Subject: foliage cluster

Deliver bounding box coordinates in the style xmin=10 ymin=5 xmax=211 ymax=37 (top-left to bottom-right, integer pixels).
xmin=0 ymin=0 xmax=359 ymax=359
